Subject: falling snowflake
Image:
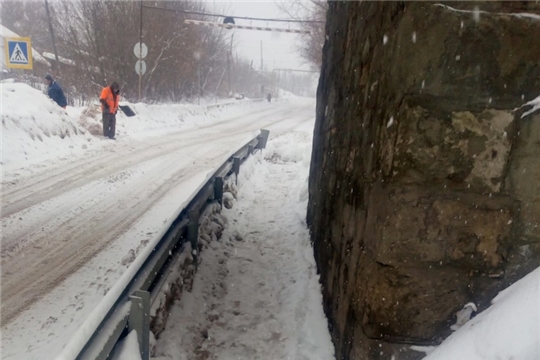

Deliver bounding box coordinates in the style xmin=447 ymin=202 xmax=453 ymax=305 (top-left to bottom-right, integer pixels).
xmin=473 ymin=6 xmax=481 ymax=22
xmin=387 ymin=116 xmax=394 ymax=128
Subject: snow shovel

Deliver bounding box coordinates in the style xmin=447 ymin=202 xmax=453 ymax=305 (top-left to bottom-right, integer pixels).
xmin=119 ymin=105 xmax=136 ymax=117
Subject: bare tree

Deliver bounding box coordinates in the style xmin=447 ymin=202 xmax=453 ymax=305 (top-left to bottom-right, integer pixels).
xmin=1 ymin=1 xmax=52 ymax=49
xmin=278 ymin=0 xmax=327 ymax=69
xmin=1 ymin=1 xmax=272 ymax=103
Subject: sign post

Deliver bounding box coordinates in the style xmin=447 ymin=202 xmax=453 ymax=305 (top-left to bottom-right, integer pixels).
xmin=4 ymin=37 xmax=33 ymax=70
xmin=134 ymin=60 xmax=147 ymax=76
xmin=134 ymin=42 xmax=147 ymax=102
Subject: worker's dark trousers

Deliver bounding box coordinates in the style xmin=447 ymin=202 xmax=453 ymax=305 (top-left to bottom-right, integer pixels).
xmin=102 ymin=111 xmax=116 ymax=139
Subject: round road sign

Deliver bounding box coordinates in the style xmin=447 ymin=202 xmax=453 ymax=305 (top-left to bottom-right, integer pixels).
xmin=133 ymin=42 xmax=148 ymax=59
xmin=135 ymin=60 xmax=147 ymax=75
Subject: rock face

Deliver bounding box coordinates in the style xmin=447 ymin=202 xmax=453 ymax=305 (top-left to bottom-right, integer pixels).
xmin=307 ymin=2 xmax=540 ymax=359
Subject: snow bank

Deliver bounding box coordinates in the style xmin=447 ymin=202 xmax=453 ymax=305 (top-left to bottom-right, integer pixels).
xmin=1 ymin=82 xmax=91 ymax=170
xmin=423 ymin=267 xmax=540 ymax=360
xmin=263 ymin=120 xmax=314 ymax=205
xmin=264 ymin=128 xmax=313 ymax=165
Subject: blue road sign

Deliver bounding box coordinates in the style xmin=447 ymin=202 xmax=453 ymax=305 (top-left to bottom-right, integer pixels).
xmin=4 ymin=37 xmax=33 ymax=70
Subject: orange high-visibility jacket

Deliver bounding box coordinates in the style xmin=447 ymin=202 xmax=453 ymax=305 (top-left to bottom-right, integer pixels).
xmin=100 ymin=86 xmax=120 ymax=113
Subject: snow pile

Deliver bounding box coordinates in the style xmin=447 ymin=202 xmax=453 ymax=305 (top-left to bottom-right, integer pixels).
xmin=1 ymin=82 xmax=90 ymax=170
xmin=264 ymin=127 xmax=313 ymax=164
xmin=153 ymin=119 xmax=334 ymax=359
xmin=422 ymin=267 xmax=540 ymax=360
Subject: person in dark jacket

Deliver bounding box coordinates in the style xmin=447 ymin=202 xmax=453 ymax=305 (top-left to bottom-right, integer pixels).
xmin=100 ymin=82 xmax=120 ymax=139
xmin=45 ymin=74 xmax=67 ymax=108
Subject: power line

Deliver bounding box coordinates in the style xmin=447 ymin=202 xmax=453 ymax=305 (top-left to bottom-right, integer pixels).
xmin=141 ymin=4 xmax=325 ymax=24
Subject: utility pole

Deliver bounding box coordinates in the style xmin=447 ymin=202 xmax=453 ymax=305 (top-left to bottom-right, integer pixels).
xmin=227 ymin=34 xmax=233 ymax=95
xmin=44 ymin=0 xmax=59 ymax=71
xmin=198 ymin=66 xmax=201 ymax=105
xmin=138 ymin=0 xmax=143 ymax=102
xmin=260 ymin=40 xmax=263 ymax=71
xmin=227 ymin=52 xmax=231 ymax=95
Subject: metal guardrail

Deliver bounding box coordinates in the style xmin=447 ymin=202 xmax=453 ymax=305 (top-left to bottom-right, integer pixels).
xmin=56 ymin=129 xmax=270 ymax=360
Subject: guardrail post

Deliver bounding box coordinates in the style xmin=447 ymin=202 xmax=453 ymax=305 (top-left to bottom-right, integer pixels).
xmin=188 ymin=209 xmax=199 ymax=257
xmin=214 ymin=177 xmax=224 ymax=208
xmin=258 ymin=129 xmax=270 ymax=150
xmin=129 ymin=290 xmax=150 ymax=360
xmin=233 ymin=157 xmax=241 ymax=184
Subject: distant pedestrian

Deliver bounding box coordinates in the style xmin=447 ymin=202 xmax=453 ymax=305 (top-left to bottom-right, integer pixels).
xmin=100 ymin=82 xmax=120 ymax=139
xmin=45 ymin=73 xmax=67 ymax=109
xmin=267 ymin=93 xmax=272 ymax=103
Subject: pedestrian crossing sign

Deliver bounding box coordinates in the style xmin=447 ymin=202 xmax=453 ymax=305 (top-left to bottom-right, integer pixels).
xmin=4 ymin=37 xmax=33 ymax=70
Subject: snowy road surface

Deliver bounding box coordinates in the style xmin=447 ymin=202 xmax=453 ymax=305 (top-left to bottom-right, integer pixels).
xmin=0 ymin=97 xmax=314 ymax=359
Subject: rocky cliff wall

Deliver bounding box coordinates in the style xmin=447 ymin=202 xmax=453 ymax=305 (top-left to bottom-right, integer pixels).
xmin=307 ymin=2 xmax=540 ymax=359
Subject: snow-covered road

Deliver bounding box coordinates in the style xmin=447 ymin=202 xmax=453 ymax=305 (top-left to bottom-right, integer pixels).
xmin=0 ymin=95 xmax=314 ymax=359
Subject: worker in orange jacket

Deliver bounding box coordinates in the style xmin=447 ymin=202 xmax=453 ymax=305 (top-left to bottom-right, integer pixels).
xmin=100 ymin=82 xmax=120 ymax=139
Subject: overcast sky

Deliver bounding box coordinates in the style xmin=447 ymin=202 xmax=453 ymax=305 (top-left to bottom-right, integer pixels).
xmin=204 ymin=0 xmax=310 ymax=71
